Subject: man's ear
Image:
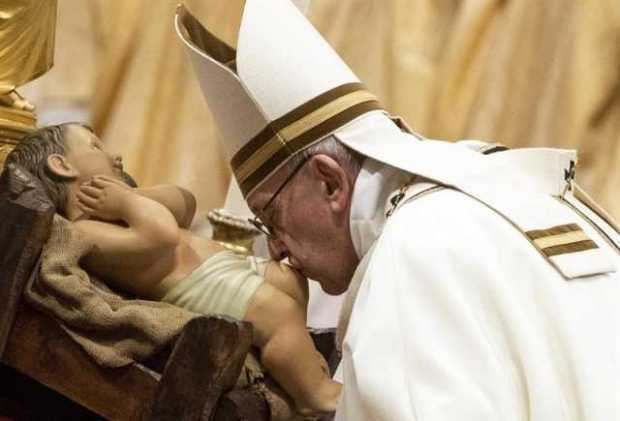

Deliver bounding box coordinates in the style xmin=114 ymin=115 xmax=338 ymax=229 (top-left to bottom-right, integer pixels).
xmin=46 ymin=154 xmax=78 ymax=179
xmin=308 ymin=154 xmax=352 ymax=213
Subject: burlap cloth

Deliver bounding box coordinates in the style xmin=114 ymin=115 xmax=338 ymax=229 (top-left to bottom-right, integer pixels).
xmin=24 ymin=215 xmax=306 ymax=420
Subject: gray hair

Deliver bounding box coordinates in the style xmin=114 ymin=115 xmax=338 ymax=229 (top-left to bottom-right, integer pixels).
xmin=286 ymin=135 xmax=365 ymax=176
xmin=5 ymin=123 xmax=87 ymax=213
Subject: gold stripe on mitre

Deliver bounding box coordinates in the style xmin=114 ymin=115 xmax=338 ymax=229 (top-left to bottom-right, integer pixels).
xmin=231 ymin=82 xmax=382 ymax=197
xmin=526 ymin=223 xmax=598 ymax=257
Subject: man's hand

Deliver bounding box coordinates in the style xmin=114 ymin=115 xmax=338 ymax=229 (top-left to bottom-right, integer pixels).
xmin=77 ymin=176 xmax=134 ymax=221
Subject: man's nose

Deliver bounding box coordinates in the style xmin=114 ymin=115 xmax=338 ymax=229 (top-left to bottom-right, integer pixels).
xmin=267 ymin=236 xmax=289 ymax=261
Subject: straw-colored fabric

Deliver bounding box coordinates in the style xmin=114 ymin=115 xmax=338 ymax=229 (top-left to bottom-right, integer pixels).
xmin=25 ymin=214 xmax=197 ymax=367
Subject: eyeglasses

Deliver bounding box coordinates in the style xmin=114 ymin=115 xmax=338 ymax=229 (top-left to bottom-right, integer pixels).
xmin=248 ymin=156 xmax=310 ymax=238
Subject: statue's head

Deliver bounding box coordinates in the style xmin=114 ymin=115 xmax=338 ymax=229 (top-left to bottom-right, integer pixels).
xmin=5 ymin=123 xmax=124 ymax=214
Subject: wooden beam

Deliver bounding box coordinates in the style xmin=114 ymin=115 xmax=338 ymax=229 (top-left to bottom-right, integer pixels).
xmin=212 ymin=388 xmax=270 ymax=421
xmin=147 ymin=316 xmax=253 ymax=420
xmin=3 ymin=303 xmax=159 ymax=420
xmin=0 ymin=165 xmax=54 ymax=357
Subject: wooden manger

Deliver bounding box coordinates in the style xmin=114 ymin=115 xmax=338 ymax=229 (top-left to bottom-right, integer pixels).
xmin=0 ymin=164 xmax=338 ymax=420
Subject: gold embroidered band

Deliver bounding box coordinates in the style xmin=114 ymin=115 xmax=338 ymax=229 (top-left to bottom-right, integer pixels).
xmin=526 ymin=223 xmax=598 ymax=257
xmin=232 ymin=82 xmax=382 ymax=197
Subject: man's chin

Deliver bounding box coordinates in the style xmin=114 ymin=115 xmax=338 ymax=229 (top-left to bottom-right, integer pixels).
xmin=316 ymin=277 xmax=348 ymax=296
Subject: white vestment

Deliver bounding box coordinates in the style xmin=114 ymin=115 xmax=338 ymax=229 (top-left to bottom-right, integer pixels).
xmin=335 ymin=147 xmax=619 ymax=421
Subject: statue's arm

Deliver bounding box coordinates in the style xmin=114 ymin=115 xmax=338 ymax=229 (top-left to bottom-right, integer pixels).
xmin=135 ymin=185 xmax=197 ymax=229
xmin=87 ymin=175 xmax=197 ymax=229
xmin=75 ymin=178 xmax=180 ymax=265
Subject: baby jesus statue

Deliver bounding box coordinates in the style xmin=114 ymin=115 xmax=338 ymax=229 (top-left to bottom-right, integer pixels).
xmin=5 ymin=123 xmax=341 ymax=417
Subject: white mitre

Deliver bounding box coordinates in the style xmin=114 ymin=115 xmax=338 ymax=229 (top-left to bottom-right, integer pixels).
xmin=174 ymin=0 xmax=414 ymax=199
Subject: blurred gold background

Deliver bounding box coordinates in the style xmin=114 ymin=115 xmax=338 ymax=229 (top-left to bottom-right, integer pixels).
xmin=21 ymin=0 xmax=620 ymax=220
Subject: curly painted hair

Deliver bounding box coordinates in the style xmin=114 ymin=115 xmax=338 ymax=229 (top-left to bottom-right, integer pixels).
xmin=5 ymin=123 xmax=86 ymax=213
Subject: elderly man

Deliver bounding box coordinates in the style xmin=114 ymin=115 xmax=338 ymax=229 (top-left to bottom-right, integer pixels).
xmin=176 ymin=1 xmax=619 ymax=420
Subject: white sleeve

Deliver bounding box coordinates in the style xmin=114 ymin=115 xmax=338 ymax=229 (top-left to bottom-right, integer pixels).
xmin=337 ymin=195 xmax=525 ymax=421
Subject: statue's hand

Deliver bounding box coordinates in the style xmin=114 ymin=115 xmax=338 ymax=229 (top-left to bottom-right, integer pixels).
xmin=0 ymin=90 xmax=35 ymax=112
xmin=76 ymin=176 xmax=134 ymax=222
xmin=93 ymin=174 xmax=132 ymax=191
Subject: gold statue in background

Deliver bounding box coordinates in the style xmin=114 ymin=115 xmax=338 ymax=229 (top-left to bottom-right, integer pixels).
xmin=0 ymin=0 xmax=57 ymax=109
xmin=0 ymin=0 xmax=57 ymax=167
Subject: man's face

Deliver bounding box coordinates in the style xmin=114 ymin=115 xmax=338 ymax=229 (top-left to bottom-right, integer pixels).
xmin=64 ymin=125 xmax=124 ymax=181
xmin=248 ymin=156 xmax=359 ymax=295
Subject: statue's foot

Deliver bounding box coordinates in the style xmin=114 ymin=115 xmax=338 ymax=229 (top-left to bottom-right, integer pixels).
xmin=0 ymin=90 xmax=35 ymax=112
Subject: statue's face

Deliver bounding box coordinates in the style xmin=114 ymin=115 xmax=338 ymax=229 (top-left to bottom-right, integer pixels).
xmin=64 ymin=125 xmax=124 ymax=181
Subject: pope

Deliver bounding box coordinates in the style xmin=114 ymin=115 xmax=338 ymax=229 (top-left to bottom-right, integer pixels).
xmin=177 ymin=1 xmax=620 ymax=420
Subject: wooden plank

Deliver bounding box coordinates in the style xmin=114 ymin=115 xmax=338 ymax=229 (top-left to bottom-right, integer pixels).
xmin=212 ymin=389 xmax=270 ymax=421
xmin=0 ymin=363 xmax=102 ymax=419
xmin=147 ymin=316 xmax=253 ymax=421
xmin=0 ymin=165 xmax=54 ymax=357
xmin=2 ymin=303 xmax=159 ymax=420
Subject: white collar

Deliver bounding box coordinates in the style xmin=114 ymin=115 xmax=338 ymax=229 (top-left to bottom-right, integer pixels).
xmin=349 ymin=158 xmax=410 ymax=258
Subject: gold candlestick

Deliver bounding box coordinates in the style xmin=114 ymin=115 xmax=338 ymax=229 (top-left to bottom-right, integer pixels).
xmin=207 ymin=208 xmax=261 ymax=255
